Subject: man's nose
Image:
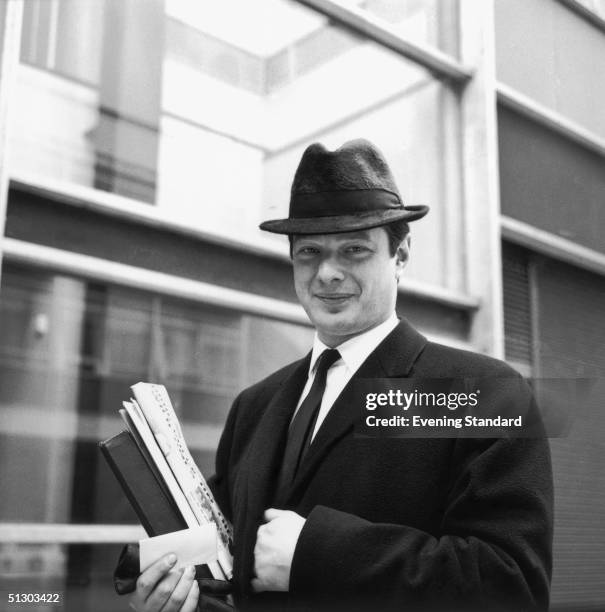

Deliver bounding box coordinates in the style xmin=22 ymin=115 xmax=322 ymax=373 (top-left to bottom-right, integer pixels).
xmin=316 ymin=256 xmax=345 ymax=283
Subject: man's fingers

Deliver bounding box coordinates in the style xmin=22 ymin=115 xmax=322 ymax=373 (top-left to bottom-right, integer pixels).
xmin=135 ymin=554 xmax=177 ymax=599
xmin=180 ymin=580 xmax=200 ymax=612
xmin=161 ymin=565 xmax=197 ymax=612
xmin=142 ymin=568 xmax=183 ymax=611
xmin=263 ymin=508 xmax=284 ymax=522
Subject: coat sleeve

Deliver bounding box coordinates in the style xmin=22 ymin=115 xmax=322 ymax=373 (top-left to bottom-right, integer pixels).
xmin=290 ymin=435 xmax=553 ymax=612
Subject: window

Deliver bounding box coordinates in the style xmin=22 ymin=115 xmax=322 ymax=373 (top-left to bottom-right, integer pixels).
xmin=568 ymin=0 xmax=605 ymax=21
xmin=12 ymin=0 xmax=464 ymax=292
xmin=20 ymin=0 xmax=103 ymax=85
xmin=0 ymin=262 xmax=312 ymax=607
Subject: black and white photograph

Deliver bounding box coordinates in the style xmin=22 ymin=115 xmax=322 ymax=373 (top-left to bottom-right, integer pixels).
xmin=0 ymin=1 xmax=604 ymax=611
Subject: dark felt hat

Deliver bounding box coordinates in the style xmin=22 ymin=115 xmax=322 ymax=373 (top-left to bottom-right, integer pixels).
xmin=259 ymin=139 xmax=429 ymax=235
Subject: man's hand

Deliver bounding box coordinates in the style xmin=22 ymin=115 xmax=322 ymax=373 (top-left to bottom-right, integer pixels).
xmin=251 ymin=508 xmax=306 ymax=593
xmin=129 ymin=554 xmax=199 ymax=612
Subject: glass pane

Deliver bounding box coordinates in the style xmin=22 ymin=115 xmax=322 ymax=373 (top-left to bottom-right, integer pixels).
xmin=339 ymin=0 xmax=459 ymax=56
xmin=573 ymin=0 xmax=605 ymax=19
xmin=0 ymin=262 xmax=314 ymax=525
xmin=20 ymin=0 xmax=104 ymax=84
xmin=10 ymin=0 xmax=462 ymax=290
xmin=0 ymin=543 xmax=134 ymax=612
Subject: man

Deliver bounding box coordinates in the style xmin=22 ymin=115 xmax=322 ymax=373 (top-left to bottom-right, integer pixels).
xmin=122 ymin=140 xmax=553 ymax=612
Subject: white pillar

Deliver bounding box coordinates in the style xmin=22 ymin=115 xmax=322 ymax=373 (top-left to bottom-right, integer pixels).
xmin=459 ymin=0 xmax=504 ymax=357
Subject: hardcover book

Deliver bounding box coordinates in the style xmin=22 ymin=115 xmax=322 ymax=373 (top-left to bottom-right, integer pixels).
xmin=99 ymin=430 xmax=188 ymax=536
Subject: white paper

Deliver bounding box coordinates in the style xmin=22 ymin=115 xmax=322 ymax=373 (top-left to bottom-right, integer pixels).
xmin=139 ymin=524 xmax=218 ymax=573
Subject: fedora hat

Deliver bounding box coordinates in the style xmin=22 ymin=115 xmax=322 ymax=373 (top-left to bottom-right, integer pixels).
xmin=259 ymin=139 xmax=428 ymax=235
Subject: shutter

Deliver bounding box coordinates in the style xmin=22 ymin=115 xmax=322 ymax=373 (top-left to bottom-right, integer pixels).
xmin=502 ymin=242 xmax=532 ymax=368
xmin=535 ymin=257 xmax=605 ymax=610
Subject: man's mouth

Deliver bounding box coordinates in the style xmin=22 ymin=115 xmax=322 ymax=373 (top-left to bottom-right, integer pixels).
xmin=315 ymin=294 xmax=355 ymax=305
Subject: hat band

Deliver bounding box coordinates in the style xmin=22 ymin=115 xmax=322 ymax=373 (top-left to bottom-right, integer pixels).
xmin=290 ymin=189 xmax=401 ymax=218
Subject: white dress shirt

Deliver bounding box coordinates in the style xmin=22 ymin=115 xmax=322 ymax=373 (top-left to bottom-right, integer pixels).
xmin=294 ymin=313 xmax=399 ymax=441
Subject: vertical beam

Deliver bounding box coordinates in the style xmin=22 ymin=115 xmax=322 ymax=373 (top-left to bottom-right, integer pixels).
xmin=439 ymin=84 xmax=465 ymax=294
xmin=0 ymin=0 xmax=23 ymax=288
xmin=458 ymin=0 xmax=504 ymax=357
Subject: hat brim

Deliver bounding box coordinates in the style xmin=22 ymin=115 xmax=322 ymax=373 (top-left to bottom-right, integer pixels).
xmin=259 ymin=205 xmax=429 ymax=235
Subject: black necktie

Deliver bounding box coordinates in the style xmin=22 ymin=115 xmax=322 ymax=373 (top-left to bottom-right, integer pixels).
xmin=275 ymin=348 xmax=341 ymax=501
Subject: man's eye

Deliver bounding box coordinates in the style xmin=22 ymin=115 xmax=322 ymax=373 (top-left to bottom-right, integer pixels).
xmin=346 ymin=245 xmax=368 ymax=253
xmin=296 ymin=247 xmax=319 ymax=256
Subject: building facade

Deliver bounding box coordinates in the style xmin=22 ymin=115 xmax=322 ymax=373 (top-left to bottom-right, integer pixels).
xmin=0 ymin=1 xmax=603 ymax=610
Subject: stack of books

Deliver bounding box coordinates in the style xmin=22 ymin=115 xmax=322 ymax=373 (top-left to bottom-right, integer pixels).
xmin=99 ymin=382 xmax=233 ymax=581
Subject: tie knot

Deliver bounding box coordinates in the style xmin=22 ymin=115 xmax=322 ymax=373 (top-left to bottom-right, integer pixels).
xmin=315 ymin=348 xmax=341 ymax=375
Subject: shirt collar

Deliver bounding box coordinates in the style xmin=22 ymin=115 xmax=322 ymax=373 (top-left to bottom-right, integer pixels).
xmin=309 ymin=313 xmax=399 ymax=375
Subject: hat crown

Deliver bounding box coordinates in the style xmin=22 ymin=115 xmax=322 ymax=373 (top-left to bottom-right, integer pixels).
xmin=291 ymin=139 xmax=401 ymax=200
xmin=258 ymin=138 xmax=428 ymax=235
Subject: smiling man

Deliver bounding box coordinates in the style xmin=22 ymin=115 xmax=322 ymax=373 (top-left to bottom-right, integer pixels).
xmin=291 ymin=228 xmax=408 ymax=346
xmin=125 ymin=140 xmax=553 ymax=612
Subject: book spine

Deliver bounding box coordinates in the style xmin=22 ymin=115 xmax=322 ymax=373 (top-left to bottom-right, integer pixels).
xmin=99 ymin=431 xmax=188 ymax=537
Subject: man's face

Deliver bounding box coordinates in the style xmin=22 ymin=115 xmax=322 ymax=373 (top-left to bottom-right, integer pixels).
xmin=292 ymin=227 xmax=409 ymax=347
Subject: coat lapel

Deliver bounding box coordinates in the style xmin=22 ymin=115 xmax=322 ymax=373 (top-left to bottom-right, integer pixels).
xmin=234 ymin=354 xmax=310 ymax=591
xmin=285 ymin=318 xmax=427 ymax=505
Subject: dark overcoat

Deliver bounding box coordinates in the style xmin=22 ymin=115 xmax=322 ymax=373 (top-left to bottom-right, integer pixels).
xmin=210 ymin=319 xmax=553 ymax=612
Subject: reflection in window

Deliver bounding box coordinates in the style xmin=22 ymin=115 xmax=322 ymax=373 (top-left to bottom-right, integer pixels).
xmin=12 ymin=0 xmax=462 ymax=292
xmin=0 ymin=263 xmax=312 ymax=607
xmin=0 ymin=263 xmax=313 ymax=521
xmin=339 ymin=0 xmax=459 ymax=56
xmin=0 ymin=542 xmax=135 ymax=611
xmin=20 ymin=0 xmax=103 ymax=85
xmin=571 ymin=0 xmax=605 ymax=20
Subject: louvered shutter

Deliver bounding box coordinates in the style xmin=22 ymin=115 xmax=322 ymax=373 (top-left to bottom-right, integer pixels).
xmin=535 ymin=257 xmax=605 ymax=610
